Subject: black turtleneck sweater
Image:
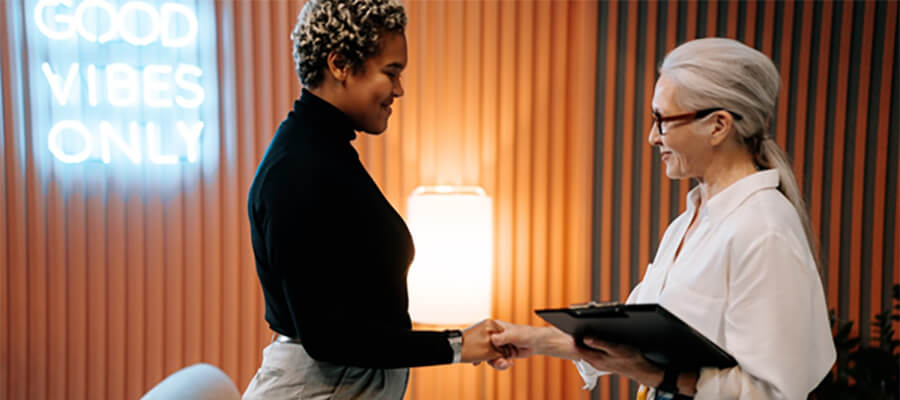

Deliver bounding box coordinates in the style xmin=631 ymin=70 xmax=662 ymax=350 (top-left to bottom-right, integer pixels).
xmin=248 ymin=90 xmax=453 ymax=368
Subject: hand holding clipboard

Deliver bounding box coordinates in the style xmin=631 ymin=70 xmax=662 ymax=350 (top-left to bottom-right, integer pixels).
xmin=535 ymin=302 xmax=736 ymax=371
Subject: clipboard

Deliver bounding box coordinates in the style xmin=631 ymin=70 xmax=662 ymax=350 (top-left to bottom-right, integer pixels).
xmin=535 ymin=302 xmax=737 ymax=370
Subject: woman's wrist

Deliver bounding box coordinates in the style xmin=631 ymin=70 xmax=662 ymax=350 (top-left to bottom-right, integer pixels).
xmin=676 ymin=370 xmax=699 ymax=395
xmin=626 ymin=363 xmax=664 ymax=389
xmin=630 ymin=366 xmax=697 ymax=396
xmin=535 ymin=327 xmax=577 ymax=360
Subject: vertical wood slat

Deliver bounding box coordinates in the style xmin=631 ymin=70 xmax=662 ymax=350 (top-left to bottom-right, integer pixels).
xmin=638 ymin=0 xmax=659 ymax=320
xmin=547 ymin=1 xmax=570 ymax=398
xmin=596 ymin=2 xmax=618 ymax=395
xmin=829 ymin=1 xmax=854 ymax=329
xmin=658 ymin=0 xmax=678 ymax=244
xmin=530 ymin=1 xmax=551 ymax=398
xmin=47 ymin=177 xmax=67 ymax=400
xmin=124 ymin=179 xmax=145 ymax=398
xmin=677 ymin=0 xmax=699 ymax=208
xmin=243 ymin=0 xmax=270 ymax=388
xmin=513 ymin=2 xmax=535 ymax=398
xmin=744 ymin=0 xmax=757 ymax=51
xmin=66 ymin=173 xmax=88 ymax=400
xmin=144 ymin=173 xmax=165 ymax=392
xmin=774 ymin=1 xmax=794 ymax=149
xmin=493 ymin=1 xmax=516 ymax=398
xmin=164 ymin=176 xmax=185 ymax=387
xmin=461 ymin=1 xmax=482 ymax=190
xmin=725 ymin=0 xmax=738 ymax=39
xmin=599 ymin=0 xmax=618 ymax=303
xmin=448 ymin=2 xmax=467 ymax=396
xmin=86 ymin=170 xmax=108 ymax=400
xmin=232 ymin=0 xmax=252 ymax=388
xmin=707 ymin=0 xmax=718 ymax=38
xmin=26 ymin=114 xmax=48 ymax=400
xmin=0 ymin=7 xmax=8 ymax=395
xmin=791 ymin=1 xmax=813 ymax=189
xmin=809 ymin=1 xmax=833 ymax=276
xmin=565 ymin=2 xmax=597 ymax=399
xmin=848 ymin=0 xmax=876 ymax=343
xmin=619 ymin=0 xmax=637 ymax=302
xmin=2 ymin=3 xmax=28 ymax=400
xmin=618 ymin=3 xmax=639 ymax=399
xmin=223 ymin=0 xmax=245 ymax=386
xmin=202 ymin=0 xmax=229 ymax=386
xmin=106 ymin=174 xmax=126 ymax=399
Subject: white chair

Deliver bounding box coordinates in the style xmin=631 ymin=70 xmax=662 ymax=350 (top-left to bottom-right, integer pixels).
xmin=142 ymin=363 xmax=241 ymax=400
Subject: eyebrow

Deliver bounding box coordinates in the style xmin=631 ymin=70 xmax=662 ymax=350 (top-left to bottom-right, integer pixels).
xmin=384 ymin=62 xmax=405 ymax=70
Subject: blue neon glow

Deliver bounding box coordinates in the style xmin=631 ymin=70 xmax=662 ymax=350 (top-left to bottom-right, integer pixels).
xmin=27 ymin=0 xmax=217 ymax=166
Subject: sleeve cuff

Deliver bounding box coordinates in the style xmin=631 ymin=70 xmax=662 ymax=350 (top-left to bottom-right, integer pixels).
xmin=692 ymin=367 xmax=719 ymax=399
xmin=573 ymin=359 xmax=610 ymax=390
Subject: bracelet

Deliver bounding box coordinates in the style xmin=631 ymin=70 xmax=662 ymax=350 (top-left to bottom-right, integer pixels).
xmin=444 ymin=329 xmax=463 ymax=363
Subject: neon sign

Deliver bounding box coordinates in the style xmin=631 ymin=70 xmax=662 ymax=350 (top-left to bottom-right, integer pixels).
xmin=28 ymin=0 xmax=217 ymax=166
xmin=34 ymin=0 xmax=198 ymax=46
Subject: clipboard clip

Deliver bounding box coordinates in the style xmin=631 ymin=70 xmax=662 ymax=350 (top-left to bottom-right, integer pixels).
xmin=569 ymin=300 xmax=622 ymax=309
xmin=568 ymin=301 xmax=627 ymax=318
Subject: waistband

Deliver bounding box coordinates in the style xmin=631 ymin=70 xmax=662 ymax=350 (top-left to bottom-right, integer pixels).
xmin=273 ymin=333 xmax=302 ymax=345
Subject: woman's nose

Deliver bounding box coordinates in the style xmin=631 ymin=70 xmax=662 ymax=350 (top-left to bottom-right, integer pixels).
xmin=394 ymin=79 xmax=404 ymax=97
xmin=648 ymin=124 xmax=662 ymax=146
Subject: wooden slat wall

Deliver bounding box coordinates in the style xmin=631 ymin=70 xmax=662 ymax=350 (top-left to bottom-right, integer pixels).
xmin=589 ymin=1 xmax=899 ymax=399
xmin=0 ymin=0 xmax=286 ymax=398
xmin=6 ymin=0 xmax=897 ymax=399
xmin=1 ymin=0 xmax=597 ymax=399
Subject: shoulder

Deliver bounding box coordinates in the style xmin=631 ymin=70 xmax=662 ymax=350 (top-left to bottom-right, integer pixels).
xmin=728 ymin=188 xmax=805 ymax=242
xmin=722 ymin=188 xmax=813 ymax=269
xmin=248 ymin=138 xmax=346 ymax=213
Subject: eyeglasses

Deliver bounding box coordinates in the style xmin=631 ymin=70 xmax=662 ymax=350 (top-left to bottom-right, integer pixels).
xmin=651 ymin=108 xmax=744 ymax=136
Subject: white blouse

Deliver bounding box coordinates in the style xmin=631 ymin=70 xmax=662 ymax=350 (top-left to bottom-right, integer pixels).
xmin=576 ymin=170 xmax=835 ymax=399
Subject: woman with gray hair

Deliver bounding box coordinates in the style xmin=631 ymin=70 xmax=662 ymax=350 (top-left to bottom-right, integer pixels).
xmin=244 ymin=1 xmax=505 ymax=399
xmin=489 ymin=38 xmax=835 ymax=399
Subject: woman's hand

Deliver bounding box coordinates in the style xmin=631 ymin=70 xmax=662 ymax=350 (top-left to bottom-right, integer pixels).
xmin=486 ymin=321 xmax=579 ymax=370
xmin=578 ymin=337 xmax=663 ymax=388
xmin=460 ymin=319 xmax=509 ymax=364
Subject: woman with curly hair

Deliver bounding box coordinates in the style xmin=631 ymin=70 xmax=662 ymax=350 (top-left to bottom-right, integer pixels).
xmin=243 ymin=1 xmax=505 ymax=399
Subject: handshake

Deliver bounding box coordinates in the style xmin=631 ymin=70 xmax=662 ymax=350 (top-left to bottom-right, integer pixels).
xmin=459 ymin=319 xmax=664 ymax=391
xmin=458 ymin=319 xmax=579 ymax=370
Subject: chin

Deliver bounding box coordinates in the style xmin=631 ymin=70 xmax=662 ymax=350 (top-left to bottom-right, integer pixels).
xmin=361 ymin=124 xmax=388 ymax=135
xmin=365 ymin=118 xmax=390 ymax=134
xmin=664 ymin=167 xmax=686 ymax=180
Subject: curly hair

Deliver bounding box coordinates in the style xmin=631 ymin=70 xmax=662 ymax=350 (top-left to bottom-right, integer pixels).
xmin=291 ymin=0 xmax=407 ymax=87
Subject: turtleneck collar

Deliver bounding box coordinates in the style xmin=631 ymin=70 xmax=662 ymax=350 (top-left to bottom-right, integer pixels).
xmin=294 ymin=89 xmax=357 ymax=142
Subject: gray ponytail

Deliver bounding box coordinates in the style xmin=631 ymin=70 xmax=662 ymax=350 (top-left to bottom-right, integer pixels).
xmin=757 ymin=137 xmax=819 ymax=268
xmin=661 ymin=38 xmax=820 ymax=269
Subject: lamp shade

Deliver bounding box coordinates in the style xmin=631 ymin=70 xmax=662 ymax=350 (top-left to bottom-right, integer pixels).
xmin=406 ymin=186 xmax=493 ymax=325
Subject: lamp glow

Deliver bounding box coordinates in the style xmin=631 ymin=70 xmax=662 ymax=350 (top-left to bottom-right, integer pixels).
xmin=406 ymin=186 xmax=493 ymax=325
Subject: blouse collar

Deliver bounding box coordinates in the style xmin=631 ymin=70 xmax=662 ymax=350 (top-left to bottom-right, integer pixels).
xmin=686 ymin=169 xmax=781 ymax=222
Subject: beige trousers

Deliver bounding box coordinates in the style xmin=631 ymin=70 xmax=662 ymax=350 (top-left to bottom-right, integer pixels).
xmin=242 ymin=341 xmax=409 ymax=400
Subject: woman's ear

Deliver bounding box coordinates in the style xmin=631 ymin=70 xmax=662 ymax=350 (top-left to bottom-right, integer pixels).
xmin=326 ymin=51 xmax=352 ymax=82
xmin=708 ymin=111 xmax=734 ymax=147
